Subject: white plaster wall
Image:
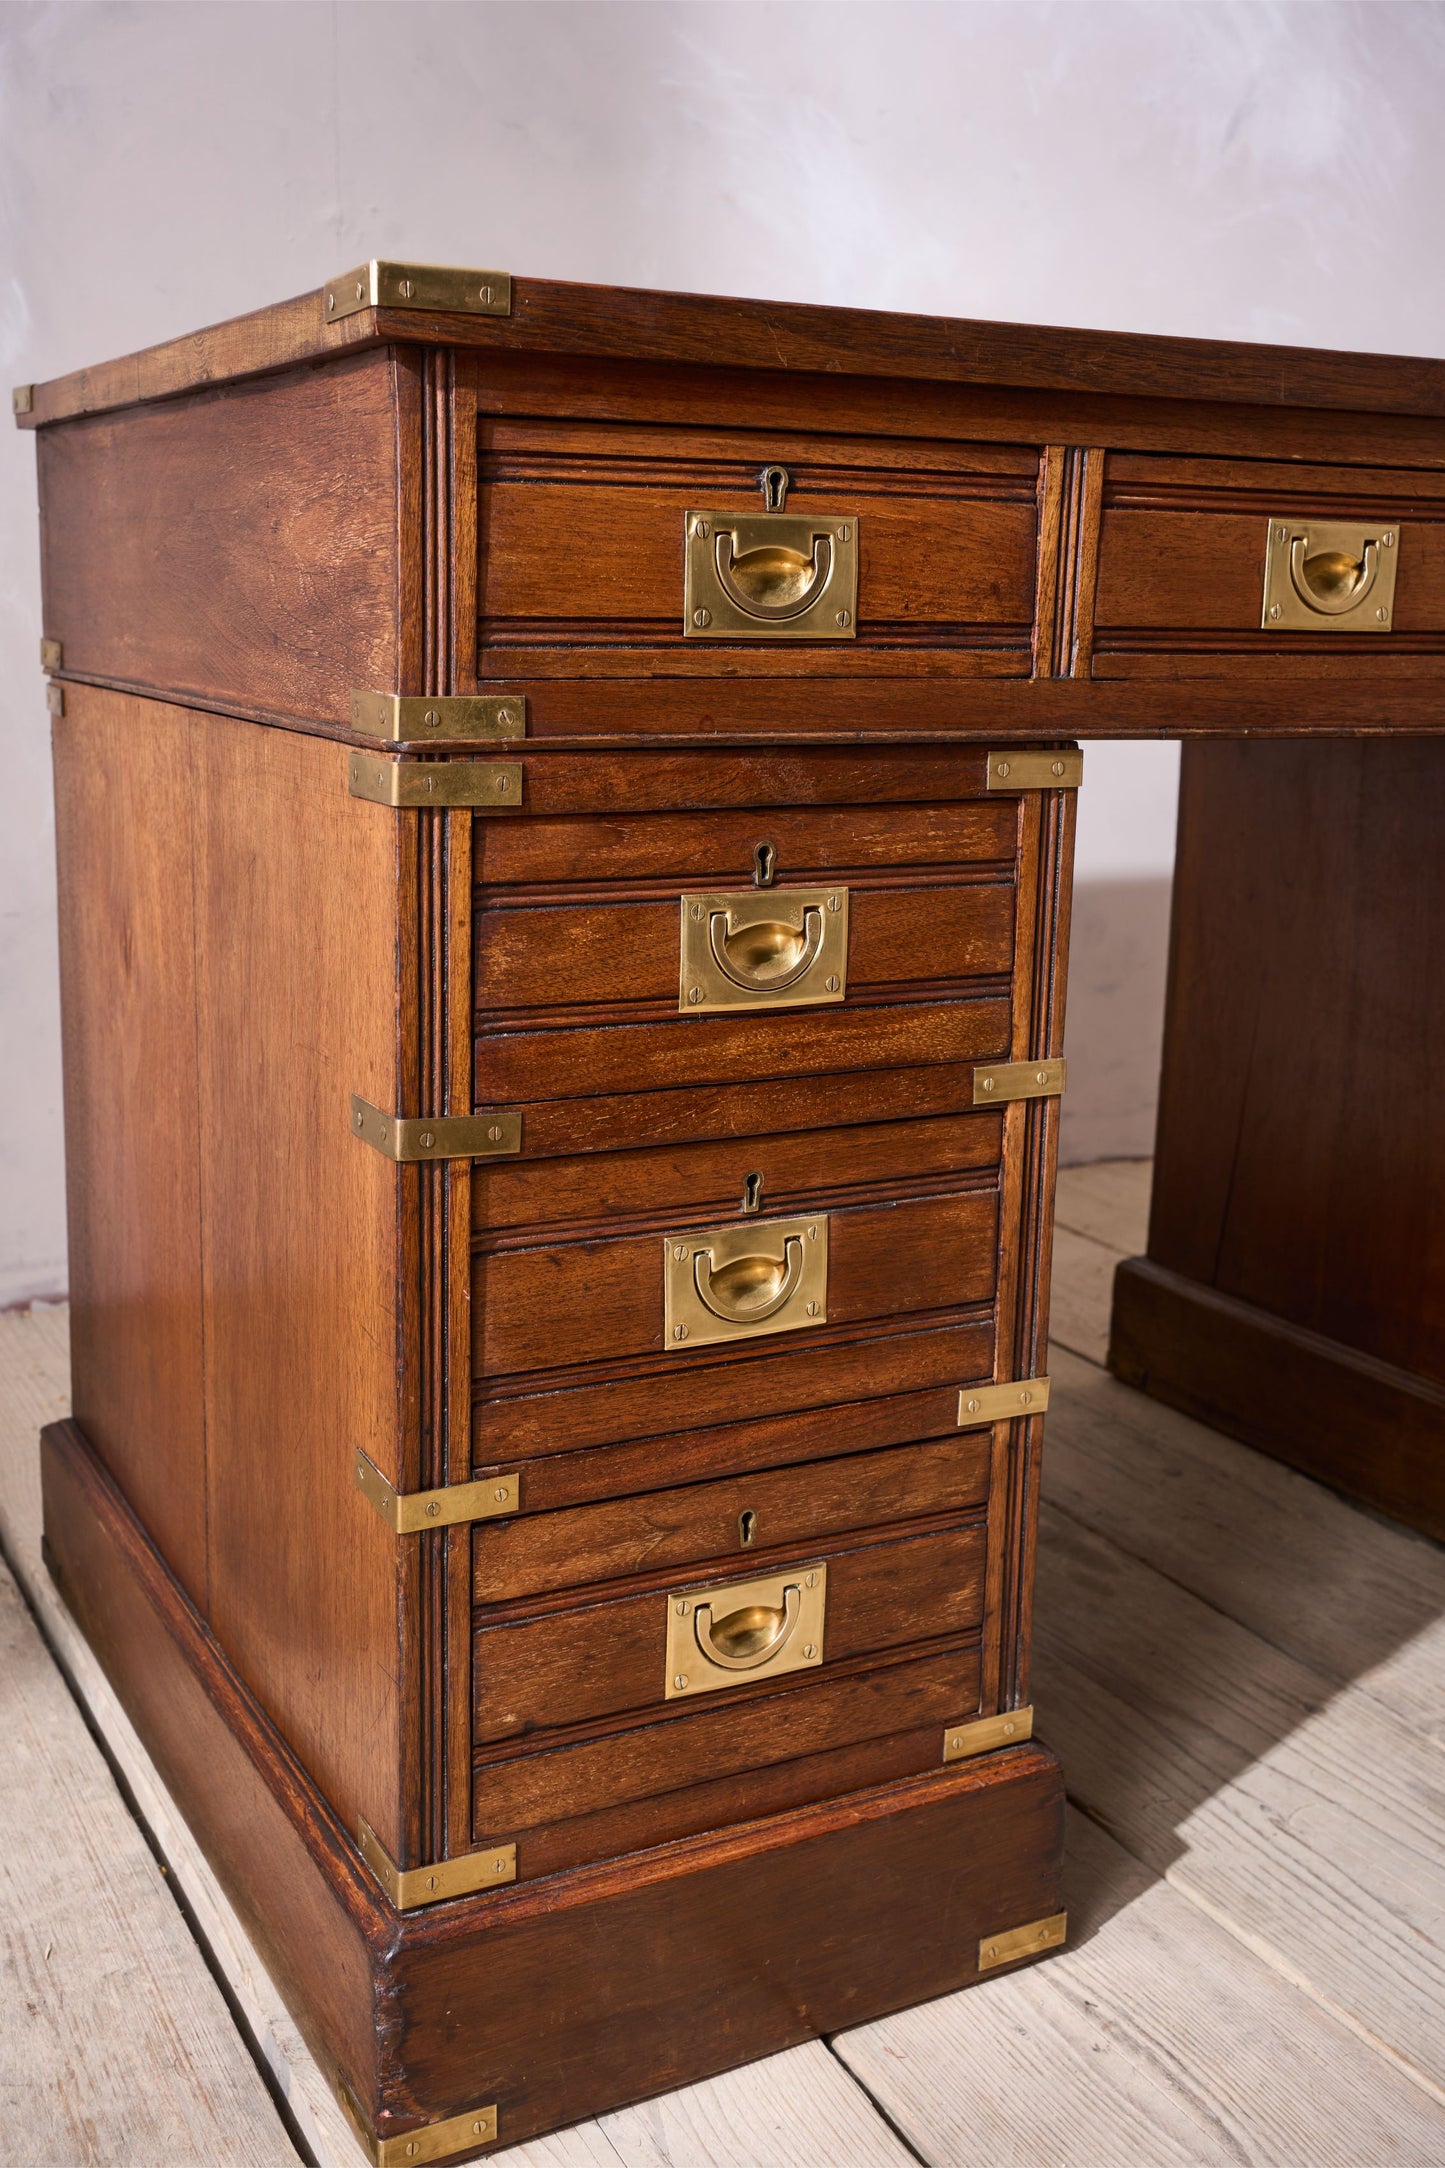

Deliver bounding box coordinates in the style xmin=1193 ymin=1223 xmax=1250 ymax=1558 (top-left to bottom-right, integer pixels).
xmin=3 ymin=1 xmax=1444 ymax=1298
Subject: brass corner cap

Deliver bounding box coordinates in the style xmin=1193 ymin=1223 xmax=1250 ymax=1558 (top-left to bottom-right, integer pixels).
xmin=12 ymin=384 xmax=34 ymax=419
xmin=339 ymin=2079 xmax=498 ymax=2166
xmin=978 ymin=1910 xmax=1067 ymax=1972
xmin=324 ymin=260 xmax=511 ymax=324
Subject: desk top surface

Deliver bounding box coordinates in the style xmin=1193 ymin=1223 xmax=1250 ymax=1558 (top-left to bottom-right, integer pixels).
xmin=15 ymin=260 xmax=1445 ymax=432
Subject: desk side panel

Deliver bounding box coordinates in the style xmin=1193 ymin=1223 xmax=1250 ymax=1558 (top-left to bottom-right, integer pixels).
xmin=52 ymin=687 xmax=208 ymax=1604
xmin=37 ymin=345 xmax=410 ymax=727
xmin=192 ymin=710 xmax=412 ymax=1851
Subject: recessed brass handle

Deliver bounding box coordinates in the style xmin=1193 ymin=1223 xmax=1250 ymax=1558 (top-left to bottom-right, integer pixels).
xmin=693 ymin=1582 xmax=802 ymax=1670
xmin=1289 ymin=532 xmax=1379 ymax=616
xmin=693 ymin=1233 xmax=804 ymax=1324
xmin=708 ymin=901 xmax=825 ymax=993
xmin=713 ymin=528 xmax=833 ymax=622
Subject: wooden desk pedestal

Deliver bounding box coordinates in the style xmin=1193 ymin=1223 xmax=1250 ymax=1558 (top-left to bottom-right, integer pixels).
xmin=21 ymin=263 xmax=1445 ymax=2160
xmin=1111 ymin=738 xmax=1445 ymax=1544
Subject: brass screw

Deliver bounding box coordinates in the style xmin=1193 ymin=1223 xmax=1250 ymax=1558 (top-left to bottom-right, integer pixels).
xmin=950 ymin=1734 xmax=963 ymax=1752
xmin=694 ymin=607 xmax=712 ymax=628
xmin=1275 ymin=525 xmax=1287 ymax=543
xmin=425 ymin=1501 xmax=440 ymax=1518
xmin=807 ymin=1224 xmax=818 ymax=1238
xmin=473 ymin=2119 xmax=488 ymax=2136
xmin=676 ymin=1600 xmax=688 ymax=1616
xmin=996 ymin=760 xmax=1012 ymax=779
xmin=1051 ymin=760 xmax=1065 ymax=777
xmin=1269 ymin=603 xmax=1283 ymax=620
xmin=487 ymin=1124 xmax=502 ymax=1142
xmin=825 ymin=974 xmax=840 ymax=991
xmin=673 ymin=1324 xmax=688 ymax=1340
xmin=355 ymin=280 xmax=365 ymax=301
xmin=806 ymin=1300 xmax=819 ymax=1315
xmin=688 ymin=986 xmax=704 ymax=1004
xmin=1021 ymin=1389 xmax=1034 ymax=1405
xmin=494 ymin=1485 xmax=508 ymax=1503
xmin=835 ymin=609 xmax=851 ymax=628
xmin=1377 ymin=606 xmax=1389 ymax=622
xmin=965 ymin=1397 xmax=980 ymax=1414
xmin=496 ymin=774 xmax=511 ymax=792
xmin=1383 ymin=531 xmax=1396 ymax=547
xmin=419 ymin=1131 xmax=434 ymax=1148
xmin=673 ymin=1245 xmax=687 ymax=1261
xmin=424 ymin=708 xmax=439 ymax=728
xmin=691 ymin=902 xmax=704 ymax=920
xmin=326 ymin=291 xmax=336 ymax=312
xmin=1003 ymin=1719 xmax=1016 ymax=1735
xmin=479 ymin=285 xmax=494 ymax=305
xmin=405 ymin=2145 xmax=419 ymax=2160
xmin=837 ymin=524 xmax=851 ymax=541
xmin=693 ymin=517 xmax=710 ymax=539
xmin=827 ymin=894 xmax=842 ymax=912
xmin=980 ymin=1075 xmax=996 ymax=1093
xmin=674 ymin=1673 xmax=688 ymax=1690
xmin=498 ymin=708 xmax=515 ymax=726
xmin=803 ymin=1642 xmax=816 ymax=1658
xmin=983 ymin=1943 xmax=997 ymax=1963
xmin=425 ymin=1873 xmax=438 ymax=1890
xmin=806 ymin=1571 xmax=818 ymax=1588
xmin=354 ymin=1110 xmax=364 ymax=1129
xmin=398 ymin=278 xmax=415 ymax=299
xmin=1036 ymin=1068 xmax=1048 ymax=1084
xmin=492 ymin=1857 xmax=506 ymax=1875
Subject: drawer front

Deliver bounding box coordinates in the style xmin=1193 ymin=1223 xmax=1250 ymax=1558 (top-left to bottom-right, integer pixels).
xmin=473 ymin=1517 xmax=986 ymax=1742
xmin=476 ymin=419 xmax=1039 ymax=678
xmin=1094 ymin=451 xmax=1445 ymax=673
xmin=474 ymin=1187 xmax=998 ymax=1377
xmin=475 ymin=879 xmax=1013 ymax=1012
xmin=473 ymin=1643 xmax=981 ymax=1879
xmin=473 ymin=1429 xmax=992 ymax=1603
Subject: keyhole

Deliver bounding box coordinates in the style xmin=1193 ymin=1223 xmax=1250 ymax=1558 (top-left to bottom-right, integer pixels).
xmin=759 ymin=462 xmax=791 ymax=512
xmin=741 ymin=1171 xmax=764 ymax=1215
xmin=753 ymin=841 xmax=777 ymax=888
xmin=738 ymin=1509 xmax=758 ymax=1548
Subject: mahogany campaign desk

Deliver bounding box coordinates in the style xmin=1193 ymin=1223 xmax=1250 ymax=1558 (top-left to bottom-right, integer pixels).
xmin=17 ymin=264 xmax=1445 ymax=2162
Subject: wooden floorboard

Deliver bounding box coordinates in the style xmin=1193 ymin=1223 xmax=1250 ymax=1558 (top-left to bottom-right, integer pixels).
xmin=4 ymin=1159 xmax=1444 ymax=2163
xmin=837 ymin=1805 xmax=1445 ymax=2167
xmin=0 ymin=1552 xmax=300 ymax=2165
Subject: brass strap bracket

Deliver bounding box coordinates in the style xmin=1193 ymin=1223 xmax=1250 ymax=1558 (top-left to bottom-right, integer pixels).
xmin=357 ymin=1818 xmax=516 ymax=1910
xmin=979 ymin=1911 xmax=1068 ymax=1972
xmin=40 ymin=637 xmax=62 ymax=670
xmin=973 ymin=1057 xmax=1065 ymax=1106
xmin=943 ymin=1705 xmax=1034 ymax=1764
xmin=347 ymin=751 xmax=523 ymax=809
xmin=324 ymin=259 xmax=511 ymax=324
xmin=985 ymin=749 xmax=1083 ymax=790
xmin=957 ymin=1377 xmax=1050 ymax=1428
xmin=355 ymin=1451 xmax=519 ymax=1534
xmin=339 ymin=2080 xmax=499 ymax=2167
xmin=350 ymin=1096 xmax=521 ymax=1162
xmin=350 ymin=691 xmax=527 ymax=744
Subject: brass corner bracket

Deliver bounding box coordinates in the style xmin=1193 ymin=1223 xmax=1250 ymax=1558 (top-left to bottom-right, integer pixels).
xmin=347 ymin=751 xmax=523 ymax=809
xmin=12 ymin=383 xmax=34 ymax=418
xmin=324 ymin=260 xmax=511 ymax=324
xmin=973 ymin=1058 xmax=1065 ymax=1107
xmin=339 ymin=2079 xmax=499 ymax=2167
xmin=979 ymin=1910 xmax=1068 ymax=1972
xmin=40 ymin=637 xmax=62 ymax=671
xmin=357 ymin=1819 xmax=516 ymax=1912
xmin=354 ymin=1450 xmax=519 ymax=1534
xmin=350 ymin=692 xmax=527 ymax=744
xmin=350 ymin=1097 xmax=521 ymax=1162
xmin=957 ymin=1377 xmax=1050 ymax=1429
xmin=942 ymin=1706 xmax=1034 ymax=1764
xmin=985 ymin=749 xmax=1083 ymax=790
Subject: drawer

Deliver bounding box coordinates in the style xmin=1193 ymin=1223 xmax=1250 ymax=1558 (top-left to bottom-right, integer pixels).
xmin=475 ymin=879 xmax=1014 ymax=1012
xmin=474 ymin=1643 xmax=981 ymax=1879
xmin=473 ymin=1187 xmax=998 ymax=1376
xmin=1094 ymin=451 xmax=1445 ymax=671
xmin=476 ymin=419 xmax=1039 ymax=678
xmin=473 ymin=1429 xmax=992 ymax=1602
xmin=472 ymin=1516 xmax=986 ymax=1742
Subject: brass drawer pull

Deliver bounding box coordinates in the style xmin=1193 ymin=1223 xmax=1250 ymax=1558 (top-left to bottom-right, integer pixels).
xmin=665 ymin=1212 xmax=828 ymax=1349
xmin=666 ymin=1562 xmax=827 ymax=1697
xmin=710 ymin=900 xmax=825 ymax=993
xmin=714 ymin=525 xmax=833 ymax=622
xmin=694 ymin=1582 xmax=801 ymax=1670
xmin=695 ymin=1231 xmax=804 ymax=1325
xmin=680 ymin=887 xmax=848 ymax=1013
xmin=1262 ymin=516 xmax=1399 ymax=631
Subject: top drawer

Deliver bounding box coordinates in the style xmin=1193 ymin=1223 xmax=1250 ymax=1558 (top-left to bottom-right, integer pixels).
xmin=1094 ymin=452 xmax=1445 ymax=674
xmin=476 ymin=419 xmax=1040 ymax=680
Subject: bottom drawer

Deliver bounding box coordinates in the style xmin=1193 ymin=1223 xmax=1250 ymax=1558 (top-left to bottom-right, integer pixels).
xmin=474 ymin=1643 xmax=982 ymax=1879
